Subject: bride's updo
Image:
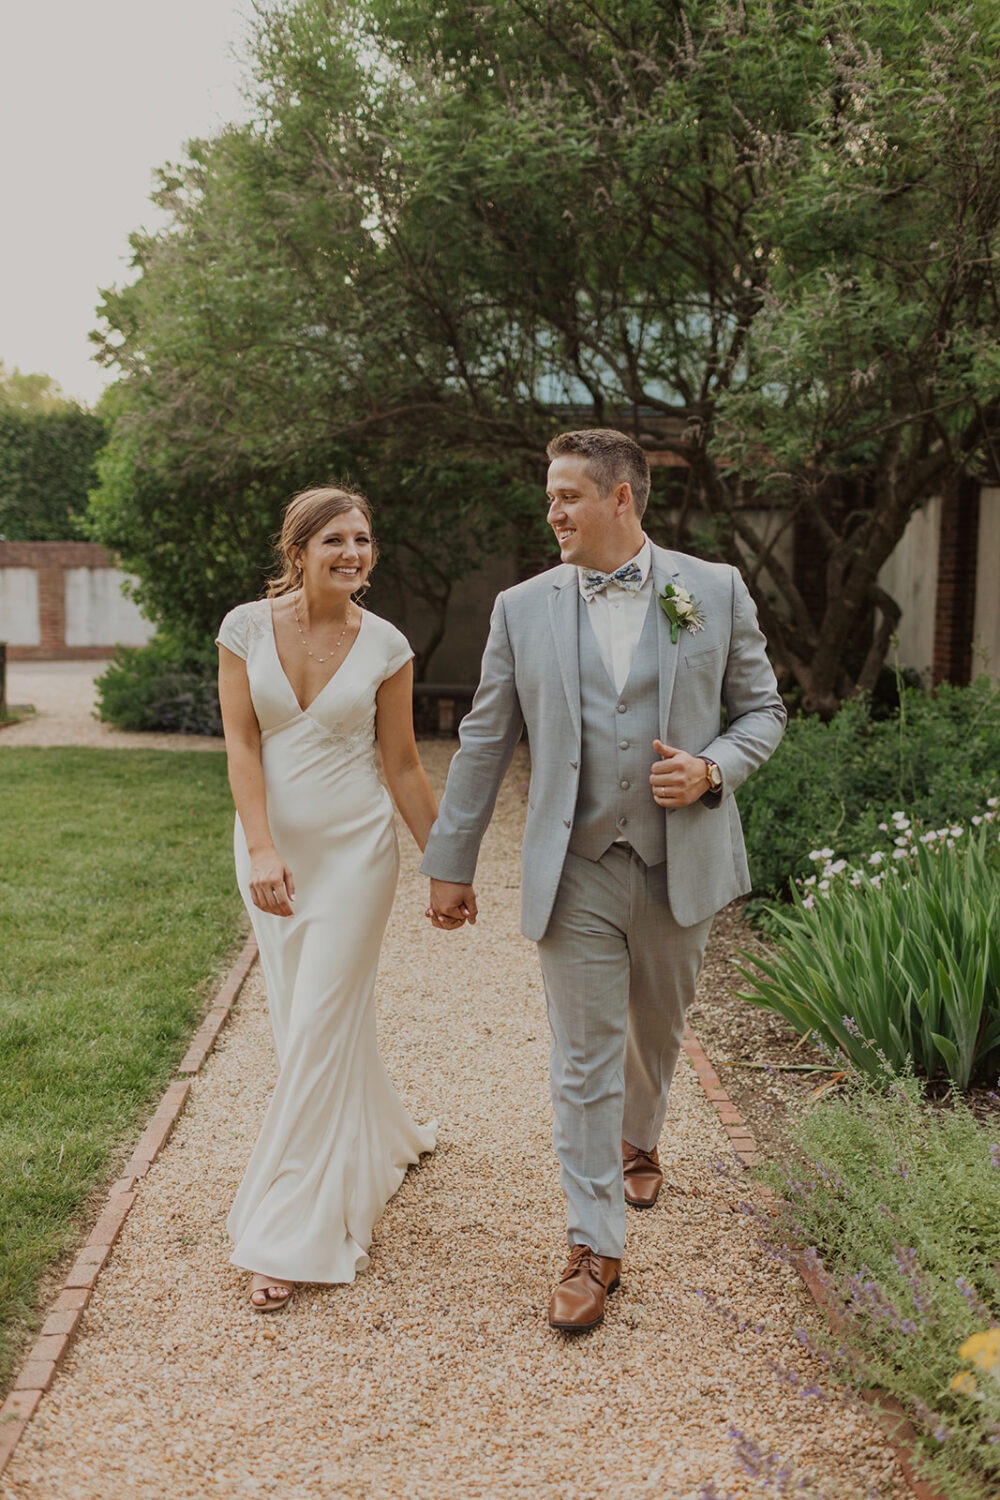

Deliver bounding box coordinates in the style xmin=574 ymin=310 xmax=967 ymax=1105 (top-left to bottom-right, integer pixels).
xmin=267 ymin=485 xmax=379 ymax=597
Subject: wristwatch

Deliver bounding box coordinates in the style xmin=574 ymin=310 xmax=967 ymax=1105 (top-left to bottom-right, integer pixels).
xmin=702 ymin=758 xmax=723 ymax=793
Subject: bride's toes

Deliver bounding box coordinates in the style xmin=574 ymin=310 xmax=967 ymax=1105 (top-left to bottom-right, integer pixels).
xmin=249 ymin=1274 xmax=293 ymax=1312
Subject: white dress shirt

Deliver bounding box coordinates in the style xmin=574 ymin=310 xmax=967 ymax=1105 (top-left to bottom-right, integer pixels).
xmin=577 ymin=538 xmax=653 ymax=693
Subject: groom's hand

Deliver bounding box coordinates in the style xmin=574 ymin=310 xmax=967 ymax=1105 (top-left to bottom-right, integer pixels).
xmin=650 ymin=740 xmax=710 ymax=808
xmin=427 ymin=879 xmax=478 ymax=930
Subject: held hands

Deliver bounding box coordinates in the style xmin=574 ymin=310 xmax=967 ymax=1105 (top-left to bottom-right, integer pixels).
xmin=426 ymin=879 xmax=478 ymax=932
xmin=649 ymin=739 xmax=711 ymax=810
xmin=249 ymin=847 xmax=296 ymax=918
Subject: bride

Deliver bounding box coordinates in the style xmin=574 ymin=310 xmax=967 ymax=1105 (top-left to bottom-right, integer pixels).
xmin=216 ymin=485 xmax=438 ymax=1311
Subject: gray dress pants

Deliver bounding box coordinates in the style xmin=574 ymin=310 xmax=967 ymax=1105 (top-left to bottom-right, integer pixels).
xmin=536 ymin=845 xmax=713 ymax=1259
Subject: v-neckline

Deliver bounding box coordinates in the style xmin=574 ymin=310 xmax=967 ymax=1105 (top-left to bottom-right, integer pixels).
xmin=267 ymin=600 xmax=366 ymax=715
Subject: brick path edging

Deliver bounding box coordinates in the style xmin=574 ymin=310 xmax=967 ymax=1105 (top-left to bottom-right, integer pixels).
xmin=0 ymin=933 xmax=258 ymax=1479
xmin=680 ymin=1027 xmax=953 ymax=1500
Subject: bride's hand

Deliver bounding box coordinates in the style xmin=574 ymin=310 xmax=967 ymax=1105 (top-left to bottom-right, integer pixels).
xmin=426 ymin=879 xmax=477 ymax=930
xmin=249 ymin=848 xmax=296 ymax=918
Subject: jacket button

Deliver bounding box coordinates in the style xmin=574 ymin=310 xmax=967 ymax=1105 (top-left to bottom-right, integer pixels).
xmin=617 ymin=816 xmax=627 ymax=827
xmin=617 ymin=703 xmax=627 ymax=714
xmin=620 ymin=779 xmax=630 ymax=790
xmin=619 ymin=740 xmax=629 ymax=750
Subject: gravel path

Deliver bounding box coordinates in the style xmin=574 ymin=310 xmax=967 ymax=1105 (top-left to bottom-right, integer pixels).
xmin=2 ymin=735 xmax=907 ymax=1500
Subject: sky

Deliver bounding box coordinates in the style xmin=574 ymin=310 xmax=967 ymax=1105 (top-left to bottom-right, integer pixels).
xmin=0 ymin=1 xmax=257 ymax=408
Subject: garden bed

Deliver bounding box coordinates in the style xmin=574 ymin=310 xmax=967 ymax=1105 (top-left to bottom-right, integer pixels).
xmin=690 ymin=902 xmax=1000 ymax=1154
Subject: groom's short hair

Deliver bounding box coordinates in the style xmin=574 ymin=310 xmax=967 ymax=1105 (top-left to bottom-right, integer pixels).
xmin=546 ymin=429 xmax=651 ymax=519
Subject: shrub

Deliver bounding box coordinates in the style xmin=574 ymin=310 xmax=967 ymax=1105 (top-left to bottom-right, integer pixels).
xmin=738 ymin=824 xmax=1000 ymax=1089
xmin=95 ymin=636 xmax=222 ymax=736
xmin=763 ymin=1077 xmax=1000 ymax=1498
xmin=741 ymin=679 xmax=1000 ymax=897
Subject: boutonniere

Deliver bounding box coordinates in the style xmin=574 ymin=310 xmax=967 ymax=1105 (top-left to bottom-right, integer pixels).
xmin=657 ymin=582 xmax=705 ymax=643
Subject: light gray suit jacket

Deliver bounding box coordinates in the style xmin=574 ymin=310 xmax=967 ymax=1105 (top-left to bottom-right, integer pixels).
xmin=421 ymin=545 xmax=786 ymax=940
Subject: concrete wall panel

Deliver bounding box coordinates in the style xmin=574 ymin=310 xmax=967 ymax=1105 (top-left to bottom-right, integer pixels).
xmin=0 ymin=568 xmax=41 ymax=646
xmin=64 ymin=568 xmax=154 ymax=648
xmin=878 ymin=496 xmax=941 ymax=684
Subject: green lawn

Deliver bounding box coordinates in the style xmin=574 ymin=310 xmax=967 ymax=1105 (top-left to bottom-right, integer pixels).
xmin=0 ymin=748 xmax=244 ymax=1388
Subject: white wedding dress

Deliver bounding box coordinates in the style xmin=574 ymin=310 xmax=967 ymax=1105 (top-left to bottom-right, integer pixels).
xmin=216 ymin=599 xmax=436 ymax=1284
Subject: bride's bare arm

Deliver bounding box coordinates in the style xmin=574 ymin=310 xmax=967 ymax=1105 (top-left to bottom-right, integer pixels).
xmin=375 ymin=661 xmax=439 ymax=851
xmin=218 ymin=645 xmax=295 ymax=917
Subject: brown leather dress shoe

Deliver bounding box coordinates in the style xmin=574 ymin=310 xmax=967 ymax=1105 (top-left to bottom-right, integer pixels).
xmin=548 ymin=1245 xmax=621 ymax=1332
xmin=622 ymin=1139 xmax=663 ymax=1208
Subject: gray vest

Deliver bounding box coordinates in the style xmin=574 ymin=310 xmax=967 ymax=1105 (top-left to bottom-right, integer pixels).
xmin=568 ymin=593 xmax=666 ymax=867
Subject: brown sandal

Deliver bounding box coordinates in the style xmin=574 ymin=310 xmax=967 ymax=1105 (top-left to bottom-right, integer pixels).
xmin=249 ymin=1274 xmax=293 ymax=1313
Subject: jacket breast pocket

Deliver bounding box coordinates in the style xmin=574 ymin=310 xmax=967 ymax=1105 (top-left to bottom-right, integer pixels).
xmin=684 ymin=643 xmax=723 ymax=670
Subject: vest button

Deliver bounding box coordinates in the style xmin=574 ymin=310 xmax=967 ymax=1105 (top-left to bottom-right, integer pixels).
xmin=619 ymin=740 xmax=629 ymax=750
xmin=617 ymin=702 xmax=627 ymax=713
xmin=620 ymin=779 xmax=630 ymax=790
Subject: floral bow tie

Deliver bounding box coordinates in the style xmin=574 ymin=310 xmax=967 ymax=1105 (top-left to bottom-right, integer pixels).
xmin=580 ymin=560 xmax=644 ymax=600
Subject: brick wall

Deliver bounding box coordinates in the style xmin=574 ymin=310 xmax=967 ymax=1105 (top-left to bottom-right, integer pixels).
xmin=0 ymin=541 xmax=152 ymax=660
xmin=932 ymin=476 xmax=980 ymax=688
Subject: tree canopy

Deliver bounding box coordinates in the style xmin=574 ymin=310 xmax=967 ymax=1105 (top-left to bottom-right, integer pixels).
xmin=90 ymin=0 xmax=1000 ymax=702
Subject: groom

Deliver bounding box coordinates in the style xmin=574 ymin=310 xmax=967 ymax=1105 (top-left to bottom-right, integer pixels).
xmin=422 ymin=429 xmax=785 ymax=1331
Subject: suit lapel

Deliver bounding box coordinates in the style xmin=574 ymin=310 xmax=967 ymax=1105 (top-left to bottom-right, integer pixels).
xmin=548 ymin=573 xmax=582 ymax=742
xmin=652 ymin=547 xmax=684 ymax=731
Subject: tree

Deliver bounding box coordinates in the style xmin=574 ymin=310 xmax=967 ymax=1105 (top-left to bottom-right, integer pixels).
xmin=0 ymin=366 xmax=106 ymax=541
xmin=91 ymin=0 xmax=1000 ymax=706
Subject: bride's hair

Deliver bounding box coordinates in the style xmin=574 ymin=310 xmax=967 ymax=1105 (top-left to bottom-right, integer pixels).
xmin=267 ymin=485 xmax=379 ymax=598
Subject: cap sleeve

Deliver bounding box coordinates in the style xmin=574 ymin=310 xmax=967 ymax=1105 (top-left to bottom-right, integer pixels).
xmin=381 ymin=621 xmax=415 ymax=682
xmin=216 ymin=604 xmax=251 ymax=661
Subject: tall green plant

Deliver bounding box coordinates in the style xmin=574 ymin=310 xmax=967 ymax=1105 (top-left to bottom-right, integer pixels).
xmin=738 ymin=827 xmax=1000 ymax=1089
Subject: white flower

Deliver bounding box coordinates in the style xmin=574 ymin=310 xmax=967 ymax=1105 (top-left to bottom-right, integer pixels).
xmin=920 ymin=831 xmax=937 ymax=843
xmin=972 ymin=816 xmax=982 ymax=826
xmin=878 ymin=823 xmax=889 ymax=832
xmin=891 ymin=810 xmax=907 ymax=822
xmin=893 ymin=848 xmax=908 ymax=860
xmin=657 ymin=581 xmax=705 ymax=641
xmin=829 ymin=859 xmax=847 ymax=875
xmin=868 ymin=851 xmax=885 ymax=864
xmin=950 ymin=826 xmax=964 ymax=838
xmin=818 ymin=879 xmax=830 ymax=890
xmin=894 ymin=836 xmax=909 ymax=847
xmin=802 ymin=875 xmax=817 ymax=887
xmin=987 ymin=797 xmax=998 ymax=808
xmin=802 ymin=893 xmax=815 ymax=910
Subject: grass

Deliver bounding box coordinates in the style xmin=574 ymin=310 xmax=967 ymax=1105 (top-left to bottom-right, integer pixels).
xmin=763 ymin=1075 xmax=1000 ymax=1499
xmin=0 ymin=747 xmax=244 ymax=1390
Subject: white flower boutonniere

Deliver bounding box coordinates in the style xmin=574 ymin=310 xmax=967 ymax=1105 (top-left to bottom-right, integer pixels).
xmin=657 ymin=582 xmax=705 ymax=644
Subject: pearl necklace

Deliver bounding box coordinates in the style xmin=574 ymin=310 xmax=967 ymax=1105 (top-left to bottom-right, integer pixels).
xmin=293 ymin=598 xmax=354 ymax=664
